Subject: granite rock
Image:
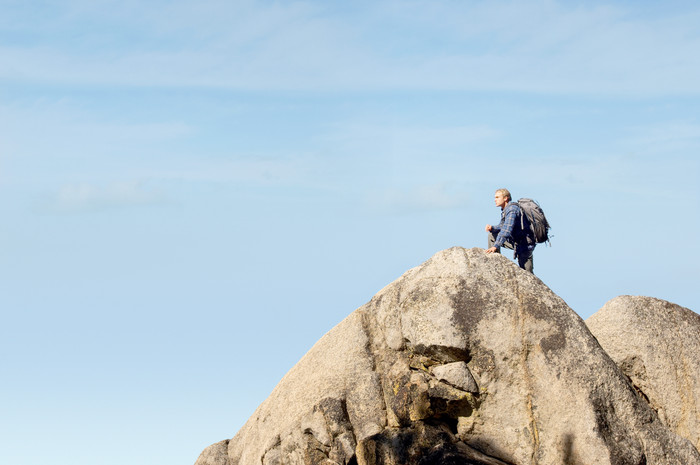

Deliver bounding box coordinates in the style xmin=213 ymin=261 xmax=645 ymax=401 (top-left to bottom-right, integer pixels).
xmin=195 ymin=247 xmax=700 ymax=465
xmin=587 ymin=295 xmax=700 ymax=451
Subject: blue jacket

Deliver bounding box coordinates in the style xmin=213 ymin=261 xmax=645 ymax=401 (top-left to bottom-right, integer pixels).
xmin=492 ymin=202 xmax=535 ymax=252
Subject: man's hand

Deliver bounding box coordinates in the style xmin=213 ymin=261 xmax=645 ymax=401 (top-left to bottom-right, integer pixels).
xmin=485 ymin=224 xmax=492 ymax=232
xmin=485 ymin=247 xmax=498 ymax=254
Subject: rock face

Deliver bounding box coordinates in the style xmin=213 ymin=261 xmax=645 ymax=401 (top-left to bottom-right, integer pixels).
xmin=586 ymin=295 xmax=700 ymax=451
xmin=195 ymin=247 xmax=700 ymax=465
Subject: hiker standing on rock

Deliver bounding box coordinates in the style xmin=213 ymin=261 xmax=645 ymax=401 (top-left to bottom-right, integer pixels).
xmin=485 ymin=188 xmax=536 ymax=273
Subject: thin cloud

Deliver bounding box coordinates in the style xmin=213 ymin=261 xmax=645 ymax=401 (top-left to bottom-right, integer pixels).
xmin=623 ymin=121 xmax=700 ymax=152
xmin=0 ymin=100 xmax=193 ymax=148
xmin=2 ymin=1 xmax=699 ymax=94
xmin=318 ymin=122 xmax=499 ymax=156
xmin=368 ymin=183 xmax=471 ymax=214
xmin=496 ymin=153 xmax=699 ymax=200
xmin=47 ymin=180 xmax=168 ymax=213
xmin=155 ymin=155 xmax=315 ymax=185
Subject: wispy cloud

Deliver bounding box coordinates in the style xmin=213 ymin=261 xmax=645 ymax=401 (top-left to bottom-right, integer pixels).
xmin=497 ymin=152 xmax=700 ymax=200
xmin=368 ymin=183 xmax=471 ymax=213
xmin=623 ymin=121 xmax=700 ymax=153
xmin=154 ymin=155 xmax=317 ymax=185
xmin=318 ymin=122 xmax=499 ymax=157
xmin=0 ymin=99 xmax=195 ymax=191
xmin=46 ymin=180 xmax=168 ymax=213
xmin=0 ymin=99 xmax=193 ymax=149
xmin=2 ymin=1 xmax=699 ymax=94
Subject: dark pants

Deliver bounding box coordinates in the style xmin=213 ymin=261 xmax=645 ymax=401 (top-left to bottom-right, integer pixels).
xmin=488 ymin=232 xmax=534 ymax=273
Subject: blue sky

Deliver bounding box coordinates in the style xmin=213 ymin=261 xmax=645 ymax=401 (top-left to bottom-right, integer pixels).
xmin=1 ymin=1 xmax=699 ymax=464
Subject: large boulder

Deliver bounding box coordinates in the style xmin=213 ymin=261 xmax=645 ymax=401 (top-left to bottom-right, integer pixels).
xmin=195 ymin=247 xmax=700 ymax=465
xmin=586 ymin=295 xmax=700 ymax=450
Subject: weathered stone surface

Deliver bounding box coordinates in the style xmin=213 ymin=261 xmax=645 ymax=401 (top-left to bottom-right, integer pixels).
xmin=195 ymin=440 xmax=230 ymax=465
xmin=430 ymin=361 xmax=478 ymax=393
xmin=196 ymin=247 xmax=700 ymax=465
xmin=587 ymin=295 xmax=700 ymax=450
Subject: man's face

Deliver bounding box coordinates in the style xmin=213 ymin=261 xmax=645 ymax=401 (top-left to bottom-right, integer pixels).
xmin=494 ymin=192 xmax=507 ymax=208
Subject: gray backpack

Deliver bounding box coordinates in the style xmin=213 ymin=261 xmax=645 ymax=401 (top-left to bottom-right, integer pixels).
xmin=517 ymin=198 xmax=551 ymax=244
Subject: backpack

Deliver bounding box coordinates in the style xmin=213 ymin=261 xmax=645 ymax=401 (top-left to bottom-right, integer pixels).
xmin=516 ymin=198 xmax=551 ymax=244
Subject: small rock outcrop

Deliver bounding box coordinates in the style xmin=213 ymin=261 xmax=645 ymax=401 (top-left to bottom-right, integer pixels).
xmin=587 ymin=295 xmax=700 ymax=450
xmin=195 ymin=247 xmax=700 ymax=465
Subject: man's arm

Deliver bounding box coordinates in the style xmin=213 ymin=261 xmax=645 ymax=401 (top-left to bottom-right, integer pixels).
xmin=493 ymin=206 xmax=517 ymax=248
xmin=485 ymin=224 xmax=498 ymax=253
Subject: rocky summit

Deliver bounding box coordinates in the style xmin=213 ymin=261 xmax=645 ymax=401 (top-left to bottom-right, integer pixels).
xmin=195 ymin=247 xmax=700 ymax=465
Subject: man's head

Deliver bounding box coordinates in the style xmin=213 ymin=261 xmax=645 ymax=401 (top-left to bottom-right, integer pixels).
xmin=494 ymin=188 xmax=511 ymax=209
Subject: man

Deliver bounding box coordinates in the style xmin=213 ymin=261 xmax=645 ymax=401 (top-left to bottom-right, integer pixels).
xmin=485 ymin=188 xmax=535 ymax=273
